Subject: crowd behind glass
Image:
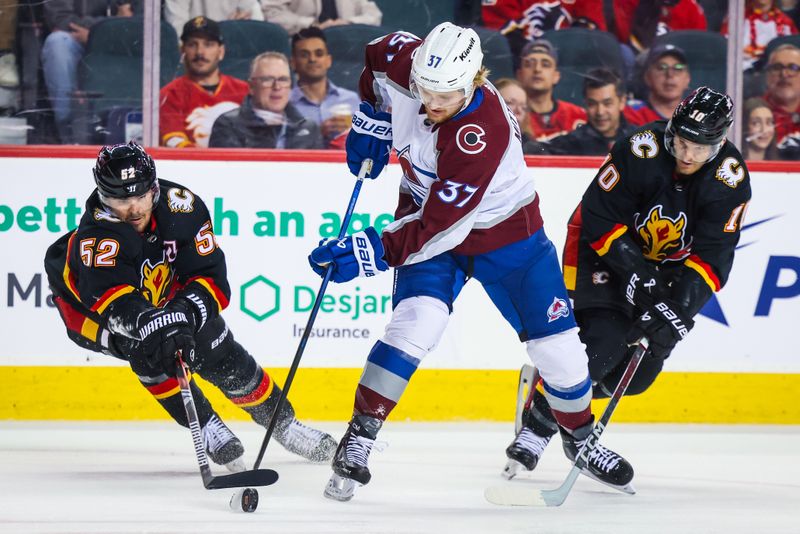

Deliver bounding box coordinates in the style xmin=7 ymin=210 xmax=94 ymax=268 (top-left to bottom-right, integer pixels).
xmin=0 ymin=0 xmax=797 ymax=161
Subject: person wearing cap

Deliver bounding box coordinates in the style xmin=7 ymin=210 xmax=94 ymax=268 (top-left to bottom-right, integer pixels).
xmin=164 ymin=0 xmax=264 ymax=39
xmin=532 ymin=68 xmax=637 ymax=155
xmin=515 ymin=38 xmax=587 ymax=141
xmin=40 ymin=1 xmax=140 ymax=143
xmin=289 ymin=26 xmax=360 ymax=148
xmin=159 ymin=16 xmax=249 ymax=148
xmin=624 ymin=44 xmax=691 ymax=126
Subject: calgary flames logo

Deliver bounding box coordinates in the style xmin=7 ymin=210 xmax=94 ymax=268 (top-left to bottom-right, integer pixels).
xmin=715 ymin=157 xmax=745 ymax=189
xmin=636 ymin=206 xmax=691 ymax=262
xmin=167 ymin=188 xmax=195 ymax=213
xmin=629 ymin=130 xmax=659 ymax=159
xmin=140 ymin=254 xmax=174 ymax=307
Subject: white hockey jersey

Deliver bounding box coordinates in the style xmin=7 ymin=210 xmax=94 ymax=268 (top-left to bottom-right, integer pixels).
xmin=360 ymin=32 xmax=544 ymax=266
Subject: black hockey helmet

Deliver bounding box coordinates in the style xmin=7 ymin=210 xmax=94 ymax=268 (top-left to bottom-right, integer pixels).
xmin=665 ymin=86 xmax=733 ymax=161
xmin=93 ymin=141 xmax=158 ymax=199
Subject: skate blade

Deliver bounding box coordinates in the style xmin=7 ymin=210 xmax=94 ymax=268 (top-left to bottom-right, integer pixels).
xmin=501 ymin=459 xmax=527 ymax=480
xmin=224 ymin=458 xmax=247 ymax=473
xmin=579 ymin=468 xmax=636 ymax=495
xmin=323 ymin=473 xmax=360 ymax=502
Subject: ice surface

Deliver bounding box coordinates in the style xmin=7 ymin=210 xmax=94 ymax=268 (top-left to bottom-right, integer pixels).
xmin=0 ymin=422 xmax=797 ymax=533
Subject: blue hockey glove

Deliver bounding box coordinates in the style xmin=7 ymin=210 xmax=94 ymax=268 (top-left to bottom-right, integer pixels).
xmin=346 ymin=102 xmax=392 ymax=179
xmin=308 ymin=227 xmax=389 ymax=283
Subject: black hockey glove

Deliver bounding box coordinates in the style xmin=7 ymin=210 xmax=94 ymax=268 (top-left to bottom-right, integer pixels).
xmin=626 ymin=298 xmax=694 ymax=360
xmin=136 ymin=307 xmax=196 ymax=376
xmin=621 ymin=264 xmax=669 ymax=312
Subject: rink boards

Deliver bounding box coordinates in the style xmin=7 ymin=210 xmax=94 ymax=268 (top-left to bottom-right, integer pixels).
xmin=0 ymin=148 xmax=797 ymax=423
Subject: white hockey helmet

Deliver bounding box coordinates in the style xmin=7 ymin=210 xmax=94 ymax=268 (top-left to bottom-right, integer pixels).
xmin=410 ymin=22 xmax=484 ymax=106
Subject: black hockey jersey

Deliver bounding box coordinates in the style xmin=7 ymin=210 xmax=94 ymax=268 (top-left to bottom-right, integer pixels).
xmin=44 ymin=179 xmax=230 ymax=354
xmin=563 ymin=121 xmax=752 ymax=315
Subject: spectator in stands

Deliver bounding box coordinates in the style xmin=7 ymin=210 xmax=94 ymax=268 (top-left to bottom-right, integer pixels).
xmin=261 ymin=0 xmax=382 ymax=36
xmin=529 ymin=68 xmax=636 ymax=155
xmin=611 ymin=0 xmax=706 ymax=52
xmin=41 ymin=1 xmax=140 ymax=143
xmin=495 ymin=77 xmax=533 ymax=144
xmin=722 ymin=0 xmax=798 ymax=71
xmin=764 ymin=44 xmax=800 ymax=151
xmin=515 ymin=39 xmax=586 ymax=141
xmin=0 ymin=0 xmax=19 ymax=113
xmin=160 ymin=16 xmax=249 ymax=148
xmin=742 ymin=97 xmax=780 ymax=160
xmin=164 ymin=0 xmax=265 ymax=37
xmin=625 ymin=44 xmax=691 ymax=126
xmin=209 ymin=51 xmax=323 ymax=149
xmin=779 ymin=0 xmax=800 ymax=29
xmin=289 ymin=26 xmax=359 ymax=149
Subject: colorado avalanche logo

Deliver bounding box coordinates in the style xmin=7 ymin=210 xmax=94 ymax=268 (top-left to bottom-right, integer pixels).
xmin=636 ymin=205 xmax=692 ymax=262
xmin=630 ymin=130 xmax=659 ymax=159
xmin=167 ymin=188 xmax=195 ymax=213
xmin=456 ymin=124 xmax=487 ymax=155
xmin=140 ymin=253 xmax=174 ymax=307
xmin=547 ymin=297 xmax=570 ymax=323
xmin=715 ymin=157 xmax=745 ymax=189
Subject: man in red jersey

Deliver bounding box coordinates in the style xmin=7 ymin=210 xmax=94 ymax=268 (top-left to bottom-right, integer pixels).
xmin=515 ymin=39 xmax=587 ymax=142
xmin=159 ymin=16 xmax=249 ymax=147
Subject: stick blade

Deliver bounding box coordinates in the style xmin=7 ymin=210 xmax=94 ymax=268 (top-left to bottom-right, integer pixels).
xmin=205 ymin=468 xmax=279 ymax=489
xmin=484 ymin=485 xmax=548 ymax=507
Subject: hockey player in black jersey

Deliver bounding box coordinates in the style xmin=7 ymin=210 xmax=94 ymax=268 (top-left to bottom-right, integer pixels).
xmin=504 ymin=87 xmax=752 ymax=487
xmin=44 ymin=142 xmax=336 ymax=470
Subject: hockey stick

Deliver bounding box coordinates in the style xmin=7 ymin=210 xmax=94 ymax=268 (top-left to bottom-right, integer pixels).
xmin=253 ymin=159 xmax=373 ymax=470
xmin=176 ymin=352 xmax=279 ymax=489
xmin=485 ymin=337 xmax=650 ymax=507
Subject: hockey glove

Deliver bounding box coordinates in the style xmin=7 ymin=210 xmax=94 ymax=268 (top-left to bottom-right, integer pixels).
xmin=136 ymin=307 xmax=196 ymax=375
xmin=308 ymin=227 xmax=389 ymax=283
xmin=626 ymin=298 xmax=694 ymax=360
xmin=346 ymin=102 xmax=392 ymax=179
xmin=621 ymin=264 xmax=669 ymax=312
xmin=167 ymin=288 xmax=213 ymax=332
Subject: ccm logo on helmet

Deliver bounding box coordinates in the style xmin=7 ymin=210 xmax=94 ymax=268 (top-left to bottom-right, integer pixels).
xmin=456 ymin=124 xmax=486 ymax=154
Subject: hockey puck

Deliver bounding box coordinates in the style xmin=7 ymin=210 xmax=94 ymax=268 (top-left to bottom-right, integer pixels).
xmin=229 ymin=487 xmax=259 ymax=513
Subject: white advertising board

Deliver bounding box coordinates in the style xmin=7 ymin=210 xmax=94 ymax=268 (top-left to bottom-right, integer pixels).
xmin=0 ymin=157 xmax=796 ymax=372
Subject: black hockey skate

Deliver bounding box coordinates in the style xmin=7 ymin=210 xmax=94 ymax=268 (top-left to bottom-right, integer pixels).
xmin=276 ymin=417 xmax=337 ymax=463
xmin=202 ymin=414 xmax=246 ymax=473
xmin=324 ymin=415 xmax=383 ymax=502
xmin=503 ymin=427 xmax=552 ymax=480
xmin=560 ymin=423 xmax=635 ymax=494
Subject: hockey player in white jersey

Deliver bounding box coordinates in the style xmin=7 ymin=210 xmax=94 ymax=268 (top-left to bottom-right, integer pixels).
xmin=308 ymin=22 xmax=634 ymax=501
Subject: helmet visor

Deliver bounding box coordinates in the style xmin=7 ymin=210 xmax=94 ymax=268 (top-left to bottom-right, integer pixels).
xmin=666 ymin=128 xmax=723 ymax=164
xmin=412 ymin=83 xmax=468 ymax=110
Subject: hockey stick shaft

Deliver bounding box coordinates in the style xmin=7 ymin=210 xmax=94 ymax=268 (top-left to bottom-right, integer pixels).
xmin=540 ymin=336 xmax=649 ymax=505
xmin=485 ymin=337 xmax=649 ymax=506
xmin=253 ymin=159 xmax=373 ymax=469
xmin=176 ymin=353 xmax=279 ymax=489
